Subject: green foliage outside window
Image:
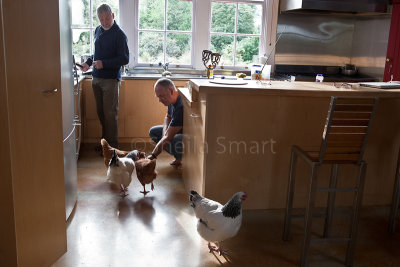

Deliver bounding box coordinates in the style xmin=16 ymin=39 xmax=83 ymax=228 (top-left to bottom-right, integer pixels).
xmin=138 ymin=0 xmax=193 ymax=65
xmin=211 ymin=1 xmax=261 ymax=66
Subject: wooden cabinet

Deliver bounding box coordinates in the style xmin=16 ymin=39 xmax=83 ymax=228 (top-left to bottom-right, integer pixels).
xmin=0 ymin=0 xmax=68 ymax=266
xmin=181 ymin=88 xmax=207 ymax=194
xmin=181 ymin=80 xmax=400 ymax=210
xmin=124 ymin=80 xmax=165 ymax=139
xmin=81 ymin=79 xmax=187 ymax=143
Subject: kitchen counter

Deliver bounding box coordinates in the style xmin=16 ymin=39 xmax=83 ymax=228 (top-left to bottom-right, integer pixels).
xmin=123 ymin=73 xmax=208 ymax=81
xmin=189 ymin=79 xmax=400 ymax=97
xmin=180 ymin=80 xmax=400 ymax=210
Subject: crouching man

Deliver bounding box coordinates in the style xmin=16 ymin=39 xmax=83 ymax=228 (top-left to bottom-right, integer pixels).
xmin=147 ymin=78 xmax=183 ymax=167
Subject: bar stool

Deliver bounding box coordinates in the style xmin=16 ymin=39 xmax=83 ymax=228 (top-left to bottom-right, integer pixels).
xmin=388 ymin=148 xmax=400 ymax=234
xmin=283 ymin=96 xmax=378 ymax=267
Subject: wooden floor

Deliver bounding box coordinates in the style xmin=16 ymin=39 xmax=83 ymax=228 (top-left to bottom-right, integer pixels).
xmin=53 ymin=143 xmax=400 ymax=267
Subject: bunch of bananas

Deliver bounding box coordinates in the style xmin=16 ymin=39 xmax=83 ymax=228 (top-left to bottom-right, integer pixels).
xmin=236 ymin=73 xmax=247 ymax=78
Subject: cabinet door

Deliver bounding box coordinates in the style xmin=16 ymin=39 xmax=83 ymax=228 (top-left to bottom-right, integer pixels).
xmin=124 ymin=80 xmax=167 ymax=139
xmin=182 ymin=96 xmax=205 ymax=194
xmin=0 ymin=0 xmax=67 ymax=266
xmin=384 ymin=0 xmax=400 ymax=81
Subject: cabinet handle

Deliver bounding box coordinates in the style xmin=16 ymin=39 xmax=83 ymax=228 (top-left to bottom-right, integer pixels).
xmin=40 ymin=88 xmax=58 ymax=94
xmin=190 ymin=113 xmax=200 ymax=118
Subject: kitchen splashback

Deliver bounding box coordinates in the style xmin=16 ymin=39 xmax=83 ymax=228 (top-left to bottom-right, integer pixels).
xmin=274 ymin=12 xmax=391 ymax=80
xmin=275 ymin=13 xmax=355 ymax=66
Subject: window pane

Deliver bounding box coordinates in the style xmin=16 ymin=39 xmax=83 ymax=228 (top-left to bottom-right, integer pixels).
xmin=211 ymin=2 xmax=235 ymax=33
xmin=166 ymin=33 xmax=191 ymax=65
xmin=210 ymin=34 xmax=234 ymax=66
xmin=167 ymin=0 xmax=192 ymax=31
xmin=139 ymin=32 xmax=164 ymax=63
xmin=92 ymin=0 xmax=120 ymax=27
xmin=236 ymin=36 xmax=259 ymax=65
xmin=237 ymin=3 xmax=262 ymax=34
xmin=139 ymin=0 xmax=164 ymax=30
xmin=72 ymin=29 xmax=91 ymax=61
xmin=71 ymin=0 xmax=89 ymax=27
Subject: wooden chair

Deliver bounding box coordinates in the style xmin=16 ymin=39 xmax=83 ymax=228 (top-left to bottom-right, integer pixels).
xmin=283 ymin=96 xmax=378 ymax=267
xmin=389 ymin=148 xmax=400 ymax=234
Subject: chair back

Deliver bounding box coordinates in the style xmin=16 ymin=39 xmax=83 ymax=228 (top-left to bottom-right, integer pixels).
xmin=319 ymin=97 xmax=378 ymax=164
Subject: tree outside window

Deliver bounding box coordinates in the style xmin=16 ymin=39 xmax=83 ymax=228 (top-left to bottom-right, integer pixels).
xmin=138 ymin=0 xmax=193 ymax=66
xmin=210 ymin=1 xmax=262 ymax=67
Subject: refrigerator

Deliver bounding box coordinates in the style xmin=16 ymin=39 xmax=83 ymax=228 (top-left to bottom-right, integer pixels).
xmin=59 ymin=0 xmax=78 ymax=220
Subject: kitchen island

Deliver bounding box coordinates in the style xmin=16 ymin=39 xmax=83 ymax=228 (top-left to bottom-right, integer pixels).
xmin=180 ymin=80 xmax=400 ymax=210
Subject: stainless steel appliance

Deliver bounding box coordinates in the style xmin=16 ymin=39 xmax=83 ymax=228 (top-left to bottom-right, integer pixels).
xmin=280 ymin=0 xmax=388 ymax=13
xmin=60 ymin=0 xmax=78 ymax=220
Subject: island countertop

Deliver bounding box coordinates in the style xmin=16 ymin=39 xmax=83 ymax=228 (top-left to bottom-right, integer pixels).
xmin=189 ymin=79 xmax=400 ymax=98
xmin=181 ymin=79 xmax=400 ymax=210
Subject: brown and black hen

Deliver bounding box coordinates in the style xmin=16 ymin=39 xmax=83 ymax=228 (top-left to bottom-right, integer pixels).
xmin=135 ymin=158 xmax=157 ymax=196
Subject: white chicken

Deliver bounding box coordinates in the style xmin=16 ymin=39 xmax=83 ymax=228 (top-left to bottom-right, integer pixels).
xmin=107 ymin=150 xmax=135 ymax=197
xmin=189 ymin=190 xmax=247 ymax=255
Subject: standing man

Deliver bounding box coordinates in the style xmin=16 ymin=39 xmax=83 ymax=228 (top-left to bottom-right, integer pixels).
xmin=148 ymin=78 xmax=183 ymax=167
xmin=81 ymin=3 xmax=129 ymax=148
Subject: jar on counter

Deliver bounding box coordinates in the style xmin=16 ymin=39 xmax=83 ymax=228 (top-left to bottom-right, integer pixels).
xmin=251 ymin=64 xmax=262 ymax=80
xmin=315 ymin=74 xmax=324 ymax=82
xmin=207 ymin=64 xmax=214 ymax=79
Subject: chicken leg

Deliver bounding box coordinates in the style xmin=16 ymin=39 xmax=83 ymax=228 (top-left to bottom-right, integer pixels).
xmin=208 ymin=242 xmax=218 ymax=253
xmin=140 ymin=185 xmax=149 ymax=196
xmin=208 ymin=242 xmax=228 ymax=256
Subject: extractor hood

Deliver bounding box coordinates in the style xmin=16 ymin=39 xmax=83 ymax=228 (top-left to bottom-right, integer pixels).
xmin=280 ymin=0 xmax=389 ymax=13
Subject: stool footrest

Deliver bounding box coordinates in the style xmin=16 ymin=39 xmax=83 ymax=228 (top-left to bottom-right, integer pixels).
xmin=311 ymin=237 xmax=351 ymax=243
xmin=292 ymin=213 xmax=327 ymax=219
xmin=317 ymin=187 xmax=357 ymax=192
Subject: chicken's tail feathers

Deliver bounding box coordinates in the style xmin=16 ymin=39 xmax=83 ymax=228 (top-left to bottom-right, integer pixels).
xmin=101 ymin=138 xmax=109 ymax=147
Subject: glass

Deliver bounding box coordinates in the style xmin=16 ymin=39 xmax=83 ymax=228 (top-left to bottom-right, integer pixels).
xmin=236 ymin=36 xmax=259 ymax=65
xmin=92 ymin=0 xmax=120 ymax=26
xmin=71 ymin=0 xmax=90 ymax=27
xmin=210 ymin=34 xmax=234 ymax=66
xmin=72 ymin=29 xmax=91 ymax=61
xmin=211 ymin=2 xmax=235 ymax=33
xmin=139 ymin=0 xmax=164 ymax=30
xmin=138 ymin=31 xmax=164 ymax=64
xmin=167 ymin=0 xmax=192 ymax=31
xmin=237 ymin=3 xmax=262 ymax=34
xmin=166 ymin=33 xmax=191 ymax=65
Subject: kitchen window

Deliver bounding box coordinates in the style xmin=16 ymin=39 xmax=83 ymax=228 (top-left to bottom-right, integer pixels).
xmin=71 ymin=0 xmax=276 ymax=70
xmin=71 ymin=0 xmax=120 ymax=62
xmin=210 ymin=0 xmax=263 ymax=67
xmin=137 ymin=0 xmax=193 ymax=67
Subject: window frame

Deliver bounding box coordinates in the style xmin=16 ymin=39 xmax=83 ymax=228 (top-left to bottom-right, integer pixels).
xmin=122 ymin=0 xmax=277 ymax=71
xmin=210 ymin=0 xmax=265 ymax=68
xmin=71 ymin=0 xmax=94 ymax=58
xmin=133 ymin=0 xmax=195 ymax=68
